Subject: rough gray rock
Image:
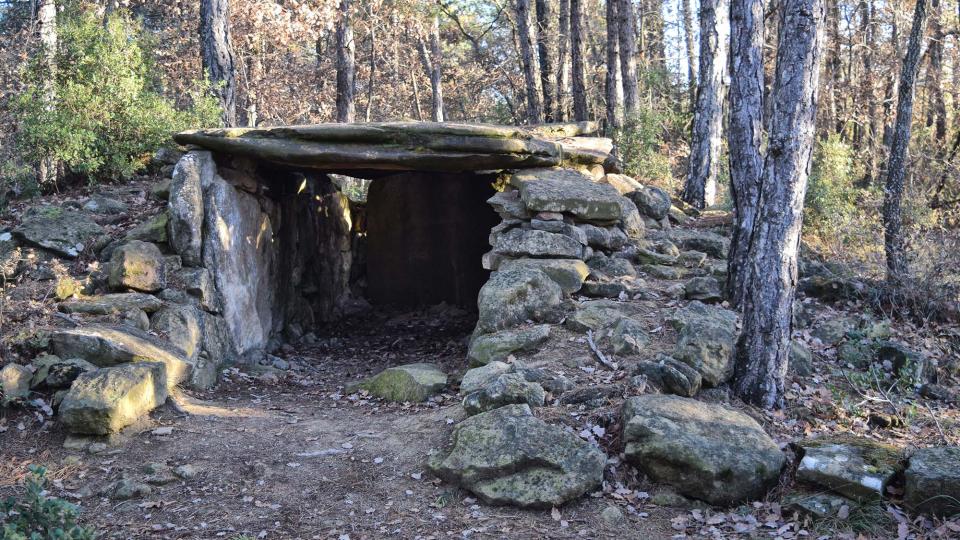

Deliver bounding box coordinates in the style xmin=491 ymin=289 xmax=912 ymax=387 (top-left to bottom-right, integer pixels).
xmin=578 ymin=224 xmax=627 ymax=250
xmin=622 ymin=395 xmax=785 ymax=506
xmin=108 ymin=240 xmax=167 ymax=293
xmin=634 ymin=355 xmax=702 ymax=397
xmin=83 ymin=195 xmax=128 ymax=214
xmin=462 ymin=372 xmax=546 ymax=415
xmin=668 ymin=302 xmax=738 ymax=386
xmin=356 ymin=363 xmax=447 ymax=402
xmin=59 ymin=363 xmax=168 ymax=435
xmin=13 ymin=207 xmax=105 ymax=259
xmin=50 ymin=325 xmax=192 ymax=388
xmin=123 ymin=213 xmax=169 ymax=244
xmin=1 ymin=363 xmax=31 ymax=402
xmin=498 ymin=259 xmax=589 ymax=294
xmin=493 ymin=228 xmax=584 ymax=259
xmin=783 ymin=491 xmax=853 ymax=519
xmin=29 ymin=354 xmax=96 ymax=389
xmin=564 ymin=300 xmax=634 ymax=332
xmin=904 ymin=446 xmax=960 ymax=516
xmin=628 ymin=186 xmax=672 ymax=220
xmin=618 ymin=197 xmax=645 ymax=240
xmin=512 ymin=168 xmax=623 ymax=221
xmin=684 ymin=276 xmax=723 ymax=303
xmin=460 ymin=361 xmax=513 ymax=394
xmin=475 ymin=267 xmax=562 ymax=334
xmin=796 ymin=440 xmax=900 ymax=501
xmin=428 ymin=404 xmax=605 ymax=508
xmin=487 ymin=190 xmax=531 ymax=219
xmin=467 ymin=325 xmax=551 ymax=366
xmin=603 ymin=317 xmax=649 ymax=356
xmin=790 ymin=341 xmax=814 ymax=376
xmin=661 ymin=229 xmax=729 ymax=259
xmin=529 ymin=219 xmax=589 ymax=245
xmin=168 ymin=151 xmax=209 ymax=266
xmin=58 ymin=292 xmax=163 ymax=315
xmin=150 ymin=305 xmax=202 ymax=360
xmin=587 ymin=253 xmax=637 ymax=280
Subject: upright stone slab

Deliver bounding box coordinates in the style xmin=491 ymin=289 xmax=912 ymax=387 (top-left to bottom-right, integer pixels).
xmin=59 ymin=363 xmax=168 ymax=435
xmin=168 ymin=151 xmax=210 ymax=266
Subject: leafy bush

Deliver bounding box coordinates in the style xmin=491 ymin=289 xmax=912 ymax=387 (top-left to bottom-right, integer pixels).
xmin=1 ymin=465 xmax=97 ymax=539
xmin=13 ymin=7 xmax=220 ymax=182
xmin=805 ymin=134 xmax=864 ymax=232
xmin=616 ymin=108 xmax=674 ymax=184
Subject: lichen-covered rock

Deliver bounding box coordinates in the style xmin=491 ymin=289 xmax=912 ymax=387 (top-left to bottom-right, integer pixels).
xmin=58 ymin=292 xmax=163 ymax=315
xmin=13 ymin=207 xmax=105 ymax=259
xmin=357 ymin=363 xmax=447 ymax=402
xmin=175 ymin=267 xmax=221 ymax=312
xmin=462 ymin=372 xmax=545 ymax=415
xmin=641 ymin=264 xmax=685 ymax=280
xmin=796 ymin=439 xmax=901 ymax=501
xmin=790 ymin=341 xmax=814 ymax=376
xmin=82 ymin=195 xmax=127 ymax=214
xmin=124 ymin=213 xmax=169 ymax=244
xmin=461 ymin=361 xmax=513 ymax=394
xmin=668 ymin=301 xmax=738 ymax=386
xmin=678 ymin=250 xmax=707 ymax=268
xmin=628 ymin=186 xmax=671 ymax=220
xmin=467 ymin=325 xmax=551 ymax=366
xmin=28 ymin=354 xmax=96 ymax=389
xmin=684 ymin=276 xmax=722 ymax=303
xmin=587 ymin=253 xmax=637 ymax=280
xmin=564 ymin=300 xmax=634 ymax=332
xmin=904 ymin=446 xmax=960 ymax=517
xmin=634 ymin=355 xmax=702 ymax=397
xmin=578 ymin=224 xmax=627 ymax=250
xmin=512 ymin=168 xmax=623 ymax=221
xmin=604 ymin=317 xmax=649 ymax=356
xmin=50 ymin=325 xmax=192 ymax=388
xmin=493 ymin=228 xmax=583 ymax=259
xmin=150 ymin=304 xmax=202 ymax=360
xmin=529 ymin=219 xmax=588 ymax=245
xmin=475 ymin=267 xmax=562 ymax=334
xmin=812 ymin=318 xmax=853 ymax=345
xmin=108 ymin=241 xmax=166 ymax=293
xmin=662 ymin=229 xmax=729 ymax=259
xmin=498 ymin=259 xmax=589 ymax=294
xmin=59 ymin=363 xmax=168 ymax=435
xmin=428 ymin=404 xmax=605 ymax=508
xmin=168 ymin=151 xmax=210 ymax=266
xmin=622 ymin=395 xmax=785 ymax=506
xmin=487 ymin=190 xmax=531 ymax=219
xmin=1 ymin=363 xmax=31 ymax=402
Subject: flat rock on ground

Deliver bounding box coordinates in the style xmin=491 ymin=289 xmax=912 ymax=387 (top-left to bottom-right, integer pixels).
xmin=467 ymin=324 xmax=551 ymax=366
xmin=59 ymin=363 xmax=169 ymax=435
xmin=796 ymin=439 xmax=901 ymax=501
xmin=356 ymin=363 xmax=447 ymax=402
xmin=13 ymin=207 xmax=105 ymax=259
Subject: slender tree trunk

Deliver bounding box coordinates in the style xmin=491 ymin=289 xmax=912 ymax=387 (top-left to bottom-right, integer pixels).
xmin=605 ymin=0 xmax=622 ymax=133
xmin=417 ymin=15 xmax=445 ymax=122
xmin=364 ymin=7 xmax=376 ymax=122
xmin=925 ymin=0 xmax=946 ymax=144
xmin=517 ymin=0 xmax=545 ymax=123
xmin=37 ymin=0 xmax=57 ymax=184
xmin=335 ymin=0 xmax=356 ymax=123
xmin=733 ymin=0 xmax=826 ymax=409
xmin=823 ymin=0 xmax=840 ymax=135
xmin=537 ymin=0 xmax=558 ymax=121
xmin=617 ymin=0 xmax=639 ymax=116
xmin=683 ymin=0 xmax=729 ymax=209
xmin=726 ymin=0 xmax=766 ymax=308
xmin=860 ymin=0 xmax=878 ymax=183
xmin=570 ymin=0 xmax=589 ymax=120
xmin=680 ymin=0 xmax=698 ymax=103
xmin=410 ymin=66 xmax=424 ymax=121
xmin=884 ymin=0 xmax=927 ymax=283
xmin=557 ymin=0 xmax=572 ymax=120
xmin=200 ymin=0 xmax=237 ymax=127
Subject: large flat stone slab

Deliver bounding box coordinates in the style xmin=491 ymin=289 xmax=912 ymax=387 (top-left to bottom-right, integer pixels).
xmin=58 ymin=293 xmax=163 ymax=314
xmin=796 ymin=439 xmax=900 ymax=501
xmin=511 ymin=168 xmax=624 ymax=221
xmin=13 ymin=207 xmax=105 ymax=259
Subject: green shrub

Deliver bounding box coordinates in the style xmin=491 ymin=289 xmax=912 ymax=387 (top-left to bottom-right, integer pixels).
xmin=616 ymin=108 xmax=674 ymax=184
xmin=805 ymin=134 xmax=863 ymax=231
xmin=13 ymin=7 xmax=220 ymax=182
xmin=0 ymin=465 xmax=97 ymax=539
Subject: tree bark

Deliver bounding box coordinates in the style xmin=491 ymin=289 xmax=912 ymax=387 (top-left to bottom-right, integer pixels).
xmin=570 ymin=0 xmax=589 ymax=121
xmin=557 ymin=0 xmax=572 ymax=120
xmin=37 ymin=0 xmax=58 ymax=184
xmin=605 ymin=0 xmax=622 ymax=132
xmin=726 ymin=0 xmax=765 ymax=308
xmin=617 ymin=0 xmax=639 ymax=116
xmin=417 ymin=15 xmax=445 ymax=123
xmin=682 ymin=0 xmax=729 ymax=209
xmin=200 ymin=0 xmax=238 ymax=127
xmin=733 ymin=0 xmax=826 ymax=409
xmin=364 ymin=6 xmax=376 ymax=122
xmin=517 ymin=0 xmax=545 ymax=123
xmin=680 ymin=0 xmax=698 ymax=103
xmin=925 ymin=0 xmax=946 ymax=144
xmin=335 ymin=0 xmax=356 ymax=123
xmin=537 ymin=0 xmax=558 ymax=121
xmin=883 ymin=0 xmax=927 ymax=283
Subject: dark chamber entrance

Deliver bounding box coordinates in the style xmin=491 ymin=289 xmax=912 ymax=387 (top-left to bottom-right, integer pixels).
xmin=363 ymin=172 xmax=499 ymax=309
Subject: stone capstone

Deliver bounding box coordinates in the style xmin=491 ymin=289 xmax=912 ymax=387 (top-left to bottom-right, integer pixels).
xmin=668 ymin=301 xmax=738 ymax=386
xmin=168 ymin=151 xmax=209 ymax=266
xmin=467 ymin=324 xmax=552 ymax=366
xmin=497 ymin=258 xmax=589 ymax=295
xmin=904 ymin=446 xmax=960 ymax=517
xmin=108 ymin=240 xmax=167 ymax=293
xmin=428 ymin=404 xmax=605 ymax=508
xmin=356 ymin=363 xmax=447 ymax=402
xmin=58 ymin=292 xmax=163 ymax=315
xmin=475 ymin=267 xmax=562 ymax=334
xmin=622 ymin=395 xmax=785 ymax=506
xmin=59 ymin=363 xmax=168 ymax=435
xmin=13 ymin=207 xmax=105 ymax=259
xmin=462 ymin=372 xmax=546 ymax=415
xmin=512 ymin=168 xmax=624 ymax=221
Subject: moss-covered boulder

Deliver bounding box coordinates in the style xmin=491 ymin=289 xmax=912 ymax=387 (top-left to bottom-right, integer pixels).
xmin=59 ymin=363 xmax=168 ymax=435
xmin=108 ymin=240 xmax=167 ymax=293
xmin=429 ymin=404 xmax=605 ymax=508
xmin=795 ymin=438 xmax=901 ymax=501
xmin=467 ymin=324 xmax=551 ymax=366
xmin=667 ymin=301 xmax=738 ymax=386
xmin=475 ymin=267 xmax=562 ymax=334
xmin=356 ymin=363 xmax=447 ymax=402
xmin=1 ymin=363 xmax=31 ymax=403
xmin=13 ymin=207 xmax=105 ymax=259
xmin=622 ymin=394 xmax=785 ymax=506
xmin=462 ymin=372 xmax=545 ymax=415
xmin=904 ymin=446 xmax=960 ymax=517
xmin=498 ymin=258 xmax=589 ymax=294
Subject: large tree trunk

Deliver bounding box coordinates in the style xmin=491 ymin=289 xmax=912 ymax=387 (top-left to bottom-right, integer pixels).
xmin=605 ymin=0 xmax=622 ymax=132
xmin=517 ymin=0 xmax=545 ymax=123
xmin=733 ymin=0 xmax=826 ymax=409
xmin=680 ymin=0 xmax=698 ymax=103
xmin=883 ymin=0 xmax=928 ymax=283
xmin=37 ymin=0 xmax=58 ymax=184
xmin=570 ymin=0 xmax=589 ymax=121
xmin=335 ymin=0 xmax=356 ymax=123
xmin=200 ymin=0 xmax=238 ymax=127
xmin=726 ymin=0 xmax=766 ymax=308
xmin=537 ymin=0 xmax=558 ymax=121
xmin=417 ymin=15 xmax=445 ymax=122
xmin=617 ymin=0 xmax=639 ymax=116
xmin=557 ymin=0 xmax=572 ymax=120
xmin=682 ymin=0 xmax=729 ymax=209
